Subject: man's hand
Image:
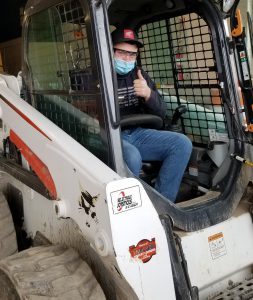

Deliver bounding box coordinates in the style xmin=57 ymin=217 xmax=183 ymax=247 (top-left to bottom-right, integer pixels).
xmin=134 ymin=69 xmax=151 ymax=101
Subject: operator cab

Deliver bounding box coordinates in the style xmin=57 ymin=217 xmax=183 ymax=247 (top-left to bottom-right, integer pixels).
xmin=108 ymin=0 xmax=241 ymax=203
xmin=17 ymin=0 xmax=247 ymax=230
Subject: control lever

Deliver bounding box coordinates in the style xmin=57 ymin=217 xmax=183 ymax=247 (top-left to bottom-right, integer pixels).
xmin=166 ymin=104 xmax=187 ymax=132
xmin=171 ymin=104 xmax=187 ymax=125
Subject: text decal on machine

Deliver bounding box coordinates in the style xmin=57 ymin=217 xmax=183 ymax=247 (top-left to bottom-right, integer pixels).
xmin=208 ymin=232 xmax=227 ymax=260
xmin=129 ymin=238 xmax=156 ymax=263
xmin=110 ymin=185 xmax=142 ymax=214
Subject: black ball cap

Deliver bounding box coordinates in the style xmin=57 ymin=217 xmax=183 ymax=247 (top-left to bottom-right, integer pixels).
xmin=111 ymin=28 xmax=143 ymax=48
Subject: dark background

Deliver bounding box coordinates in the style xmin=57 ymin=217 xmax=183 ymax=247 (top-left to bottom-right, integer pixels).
xmin=0 ymin=0 xmax=27 ymax=43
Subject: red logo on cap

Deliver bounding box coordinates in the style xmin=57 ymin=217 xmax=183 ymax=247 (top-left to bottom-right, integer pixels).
xmin=124 ymin=29 xmax=135 ymax=40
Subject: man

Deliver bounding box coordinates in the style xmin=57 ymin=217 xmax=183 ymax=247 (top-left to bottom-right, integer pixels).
xmin=112 ymin=28 xmax=192 ymax=202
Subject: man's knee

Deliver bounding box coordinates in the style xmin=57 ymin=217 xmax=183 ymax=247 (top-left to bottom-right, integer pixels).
xmin=169 ymin=133 xmax=192 ymax=162
xmin=165 ymin=131 xmax=191 ymax=150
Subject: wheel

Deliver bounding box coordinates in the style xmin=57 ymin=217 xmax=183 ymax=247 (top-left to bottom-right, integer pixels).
xmin=0 ymin=192 xmax=18 ymax=259
xmin=0 ymin=245 xmax=106 ymax=299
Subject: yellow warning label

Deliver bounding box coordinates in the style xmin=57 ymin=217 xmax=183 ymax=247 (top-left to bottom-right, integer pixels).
xmin=208 ymin=232 xmax=223 ymax=242
xmin=208 ymin=232 xmax=227 ymax=260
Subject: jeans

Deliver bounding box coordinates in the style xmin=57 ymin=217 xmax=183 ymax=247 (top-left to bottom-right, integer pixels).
xmin=121 ymin=127 xmax=192 ymax=202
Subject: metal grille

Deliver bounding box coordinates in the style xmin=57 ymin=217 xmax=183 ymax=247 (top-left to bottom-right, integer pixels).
xmin=28 ymin=0 xmax=93 ymax=92
xmin=36 ymin=93 xmax=101 ymax=153
xmin=208 ymin=276 xmax=253 ymax=300
xmin=56 ymin=0 xmax=93 ymax=91
xmin=139 ymin=13 xmax=227 ymax=145
xmin=27 ymin=0 xmax=106 ymax=160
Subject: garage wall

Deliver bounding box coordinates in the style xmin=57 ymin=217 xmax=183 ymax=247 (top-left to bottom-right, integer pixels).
xmin=0 ymin=37 xmax=21 ymax=76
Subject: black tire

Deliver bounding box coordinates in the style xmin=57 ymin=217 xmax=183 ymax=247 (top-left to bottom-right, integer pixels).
xmin=0 ymin=192 xmax=18 ymax=259
xmin=0 ymin=245 xmax=106 ymax=299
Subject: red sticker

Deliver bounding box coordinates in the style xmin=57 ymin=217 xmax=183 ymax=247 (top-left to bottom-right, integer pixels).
xmin=129 ymin=238 xmax=156 ymax=263
xmin=124 ymin=29 xmax=135 ymax=40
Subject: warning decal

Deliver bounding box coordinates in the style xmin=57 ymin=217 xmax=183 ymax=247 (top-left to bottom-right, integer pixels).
xmin=129 ymin=238 xmax=156 ymax=263
xmin=208 ymin=232 xmax=227 ymax=260
xmin=239 ymin=51 xmax=250 ymax=81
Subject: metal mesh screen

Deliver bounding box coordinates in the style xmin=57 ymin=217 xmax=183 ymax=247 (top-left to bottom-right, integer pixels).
xmin=27 ymin=0 xmax=107 ymax=161
xmin=139 ymin=13 xmax=227 ymax=145
xmin=28 ymin=0 xmax=94 ymax=92
xmin=36 ymin=94 xmax=102 ymax=154
xmin=56 ymin=0 xmax=94 ymax=91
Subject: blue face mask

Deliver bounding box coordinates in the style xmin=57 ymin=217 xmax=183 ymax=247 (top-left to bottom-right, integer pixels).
xmin=114 ymin=58 xmax=136 ymax=75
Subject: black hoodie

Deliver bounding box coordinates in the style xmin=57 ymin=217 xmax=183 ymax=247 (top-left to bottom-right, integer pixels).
xmin=117 ymin=67 xmax=165 ymax=119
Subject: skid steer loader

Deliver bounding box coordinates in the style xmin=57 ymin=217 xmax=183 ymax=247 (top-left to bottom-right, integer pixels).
xmin=0 ymin=0 xmax=253 ymax=299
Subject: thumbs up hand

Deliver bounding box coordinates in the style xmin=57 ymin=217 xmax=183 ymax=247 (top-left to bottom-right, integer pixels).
xmin=133 ymin=69 xmax=151 ymax=101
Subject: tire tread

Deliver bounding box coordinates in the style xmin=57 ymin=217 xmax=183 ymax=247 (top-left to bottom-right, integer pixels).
xmin=0 ymin=245 xmax=106 ymax=300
